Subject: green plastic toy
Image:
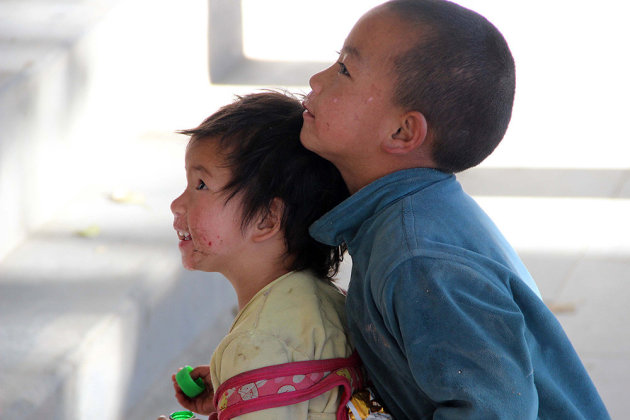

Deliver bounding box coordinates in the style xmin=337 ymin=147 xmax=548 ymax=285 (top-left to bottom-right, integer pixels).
xmin=175 ymin=365 xmax=206 ymax=398
xmin=169 ymin=410 xmax=198 ymax=419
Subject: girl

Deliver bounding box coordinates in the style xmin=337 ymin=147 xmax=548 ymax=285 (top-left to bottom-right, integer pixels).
xmin=167 ymin=91 xmax=358 ymax=419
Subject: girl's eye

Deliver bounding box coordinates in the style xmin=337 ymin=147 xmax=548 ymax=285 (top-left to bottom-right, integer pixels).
xmin=196 ymin=180 xmax=208 ymax=190
xmin=337 ymin=62 xmax=350 ymax=77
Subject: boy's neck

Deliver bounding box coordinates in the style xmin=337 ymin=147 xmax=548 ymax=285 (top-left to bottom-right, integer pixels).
xmin=339 ymin=157 xmax=436 ymax=194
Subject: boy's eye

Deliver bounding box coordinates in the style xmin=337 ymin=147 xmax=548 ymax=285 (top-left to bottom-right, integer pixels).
xmin=196 ymin=180 xmax=208 ymax=190
xmin=337 ymin=62 xmax=350 ymax=77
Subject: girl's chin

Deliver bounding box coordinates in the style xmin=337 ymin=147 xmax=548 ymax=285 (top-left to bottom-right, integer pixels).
xmin=181 ymin=255 xmax=215 ymax=272
xmin=180 ymin=251 xmax=200 ymax=271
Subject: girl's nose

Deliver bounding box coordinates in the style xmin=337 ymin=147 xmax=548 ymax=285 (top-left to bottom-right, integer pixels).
xmin=170 ymin=192 xmax=185 ymax=216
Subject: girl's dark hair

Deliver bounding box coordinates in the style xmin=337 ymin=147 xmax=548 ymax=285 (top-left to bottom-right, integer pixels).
xmin=385 ymin=0 xmax=516 ymax=173
xmin=179 ymin=91 xmax=349 ymax=279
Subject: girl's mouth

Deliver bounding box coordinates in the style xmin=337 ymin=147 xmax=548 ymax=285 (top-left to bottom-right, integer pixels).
xmin=177 ymin=230 xmax=192 ymax=241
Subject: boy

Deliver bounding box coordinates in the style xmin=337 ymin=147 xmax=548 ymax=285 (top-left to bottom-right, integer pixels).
xmin=168 ymin=91 xmax=355 ymax=419
xmin=302 ymin=0 xmax=610 ymax=419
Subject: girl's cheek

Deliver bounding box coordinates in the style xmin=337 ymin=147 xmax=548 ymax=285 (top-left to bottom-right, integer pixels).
xmin=209 ymin=235 xmax=224 ymax=247
xmin=197 ymin=231 xmax=224 ymax=251
xmin=196 ymin=232 xmax=213 ymax=250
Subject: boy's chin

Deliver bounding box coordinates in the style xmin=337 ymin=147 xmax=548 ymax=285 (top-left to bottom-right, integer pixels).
xmin=298 ymin=130 xmax=312 ymax=149
xmin=300 ymin=133 xmax=325 ymax=157
xmin=299 ymin=125 xmax=320 ymax=147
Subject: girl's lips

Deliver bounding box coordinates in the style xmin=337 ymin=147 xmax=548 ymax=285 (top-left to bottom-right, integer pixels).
xmin=178 ymin=237 xmax=194 ymax=251
xmin=174 ymin=227 xmax=191 ymax=240
xmin=174 ymin=225 xmax=192 ymax=249
xmin=177 ymin=231 xmax=192 ymax=241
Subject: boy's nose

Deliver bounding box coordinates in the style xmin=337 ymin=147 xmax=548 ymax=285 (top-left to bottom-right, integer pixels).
xmin=309 ymin=67 xmax=326 ymax=93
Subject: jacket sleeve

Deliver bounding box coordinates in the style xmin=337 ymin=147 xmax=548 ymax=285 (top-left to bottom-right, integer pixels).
xmin=386 ymin=256 xmax=539 ymax=419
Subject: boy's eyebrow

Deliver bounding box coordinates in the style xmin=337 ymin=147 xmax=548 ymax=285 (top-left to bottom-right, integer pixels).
xmin=341 ymin=45 xmax=361 ymax=61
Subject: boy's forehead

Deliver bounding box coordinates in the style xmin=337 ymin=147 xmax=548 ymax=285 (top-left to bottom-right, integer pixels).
xmin=344 ymin=7 xmax=416 ymax=64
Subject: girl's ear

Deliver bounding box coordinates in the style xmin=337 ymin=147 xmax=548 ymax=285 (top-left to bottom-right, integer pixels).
xmin=251 ymin=198 xmax=284 ymax=243
xmin=382 ymin=110 xmax=428 ymax=155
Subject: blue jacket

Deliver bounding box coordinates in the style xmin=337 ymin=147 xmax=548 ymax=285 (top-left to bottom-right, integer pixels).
xmin=310 ymin=169 xmax=609 ymax=419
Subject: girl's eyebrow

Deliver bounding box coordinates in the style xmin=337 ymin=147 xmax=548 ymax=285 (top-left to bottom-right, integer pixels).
xmin=191 ymin=164 xmax=213 ymax=177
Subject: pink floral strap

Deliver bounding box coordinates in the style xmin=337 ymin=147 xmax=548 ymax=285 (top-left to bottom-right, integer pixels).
xmin=213 ymin=351 xmax=364 ymax=420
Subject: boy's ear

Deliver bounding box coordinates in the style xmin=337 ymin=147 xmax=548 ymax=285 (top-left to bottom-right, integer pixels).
xmin=251 ymin=198 xmax=284 ymax=243
xmin=382 ymin=110 xmax=428 ymax=155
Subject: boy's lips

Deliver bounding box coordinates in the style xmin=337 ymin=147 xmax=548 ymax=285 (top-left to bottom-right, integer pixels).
xmin=302 ymin=100 xmax=315 ymax=119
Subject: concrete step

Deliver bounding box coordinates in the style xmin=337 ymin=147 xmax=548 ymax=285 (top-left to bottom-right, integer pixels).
xmin=0 ymin=0 xmax=214 ymax=261
xmin=1 ymin=0 xmax=122 ymax=261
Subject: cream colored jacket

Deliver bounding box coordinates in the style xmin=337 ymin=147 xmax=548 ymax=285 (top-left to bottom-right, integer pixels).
xmin=210 ymin=270 xmax=352 ymax=419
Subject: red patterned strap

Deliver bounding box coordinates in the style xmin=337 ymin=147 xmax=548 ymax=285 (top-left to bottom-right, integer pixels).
xmin=212 ymin=351 xmax=364 ymax=420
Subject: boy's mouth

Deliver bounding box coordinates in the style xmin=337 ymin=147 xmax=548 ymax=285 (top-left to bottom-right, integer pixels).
xmin=302 ymin=100 xmax=315 ymax=118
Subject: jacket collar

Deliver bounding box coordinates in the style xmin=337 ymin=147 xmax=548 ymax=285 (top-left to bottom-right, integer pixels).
xmin=310 ymin=168 xmax=453 ymax=246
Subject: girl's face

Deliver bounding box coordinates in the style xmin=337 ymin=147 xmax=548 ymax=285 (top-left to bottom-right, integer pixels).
xmin=170 ymin=139 xmax=253 ymax=275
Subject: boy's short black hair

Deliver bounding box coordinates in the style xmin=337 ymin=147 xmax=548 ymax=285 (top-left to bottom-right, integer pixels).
xmin=385 ymin=0 xmax=516 ymax=173
xmin=179 ymin=91 xmax=349 ymax=279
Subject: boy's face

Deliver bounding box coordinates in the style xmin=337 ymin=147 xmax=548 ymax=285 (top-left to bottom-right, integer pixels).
xmin=301 ymin=7 xmax=413 ymax=174
xmin=171 ymin=139 xmax=252 ymax=274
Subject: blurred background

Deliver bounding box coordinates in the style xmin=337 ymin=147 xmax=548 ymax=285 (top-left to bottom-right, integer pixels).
xmin=0 ymin=0 xmax=628 ymax=418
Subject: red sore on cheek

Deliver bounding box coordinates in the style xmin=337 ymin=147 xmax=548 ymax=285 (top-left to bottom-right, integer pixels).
xmin=208 ymin=235 xmax=221 ymax=247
